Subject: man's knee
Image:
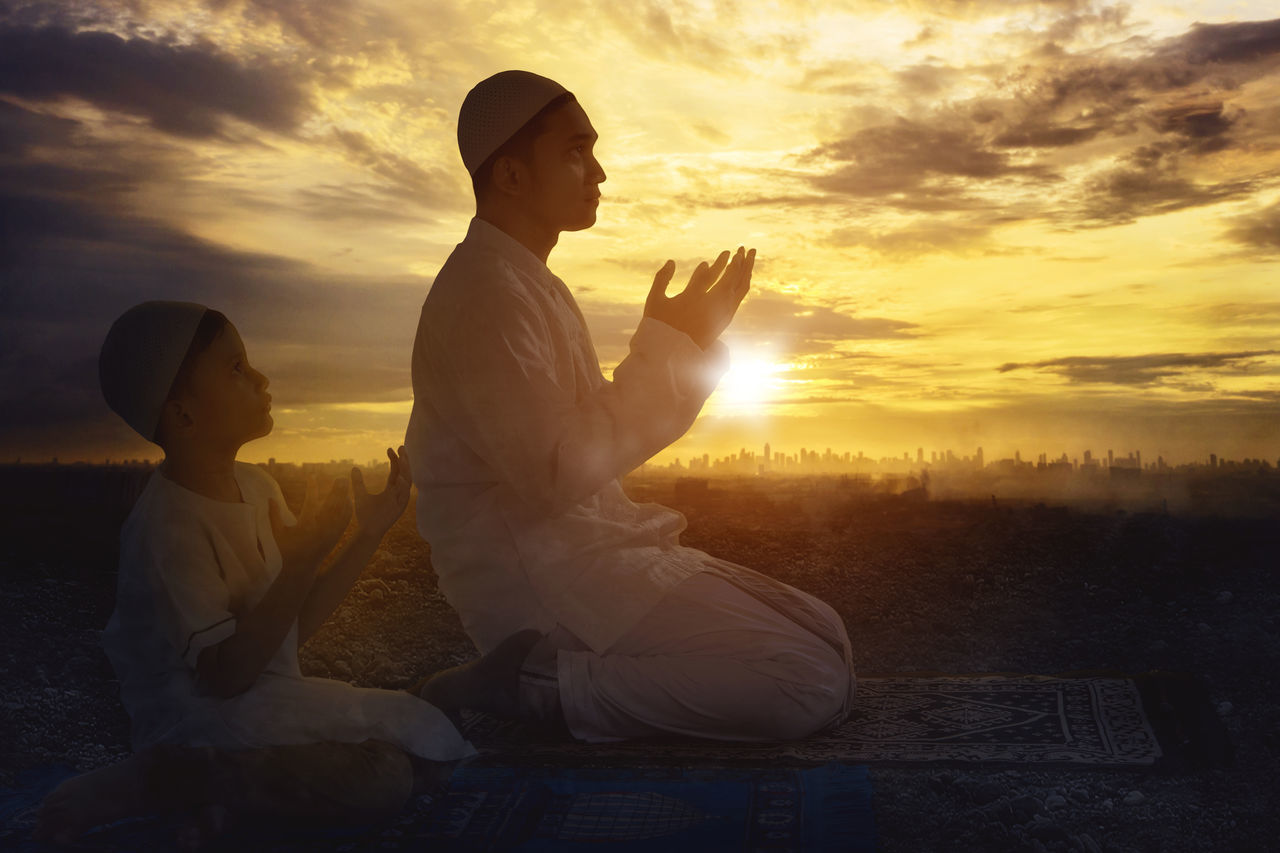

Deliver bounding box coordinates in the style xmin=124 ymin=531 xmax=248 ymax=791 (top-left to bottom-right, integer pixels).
xmin=770 ymin=649 xmax=851 ymax=740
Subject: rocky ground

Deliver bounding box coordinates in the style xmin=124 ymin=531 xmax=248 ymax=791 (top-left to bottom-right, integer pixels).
xmin=1 ymin=471 xmax=1276 ymax=852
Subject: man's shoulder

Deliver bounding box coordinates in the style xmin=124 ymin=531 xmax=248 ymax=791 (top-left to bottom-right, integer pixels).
xmin=426 ymin=243 xmax=543 ymax=323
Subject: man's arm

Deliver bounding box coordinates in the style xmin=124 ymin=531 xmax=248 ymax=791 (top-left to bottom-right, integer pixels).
xmin=425 ymin=251 xmax=751 ymax=517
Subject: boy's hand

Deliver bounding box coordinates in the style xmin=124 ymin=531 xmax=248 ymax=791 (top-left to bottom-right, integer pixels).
xmin=271 ymin=476 xmax=351 ymax=573
xmin=644 ymin=245 xmax=755 ymax=351
xmin=352 ymin=446 xmax=413 ymax=538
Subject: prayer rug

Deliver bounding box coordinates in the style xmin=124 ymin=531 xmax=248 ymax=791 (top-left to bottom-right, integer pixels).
xmin=460 ymin=671 xmax=1230 ymax=772
xmin=0 ymin=762 xmax=876 ymax=852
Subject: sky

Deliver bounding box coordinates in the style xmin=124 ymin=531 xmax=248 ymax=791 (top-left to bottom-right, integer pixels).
xmin=1 ymin=0 xmax=1278 ymax=468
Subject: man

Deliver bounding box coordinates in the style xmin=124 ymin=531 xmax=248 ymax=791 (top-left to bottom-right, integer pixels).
xmin=406 ymin=70 xmax=854 ymax=743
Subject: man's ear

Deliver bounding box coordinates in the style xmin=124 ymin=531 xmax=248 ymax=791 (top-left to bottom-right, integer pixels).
xmin=490 ymin=155 xmax=528 ymax=198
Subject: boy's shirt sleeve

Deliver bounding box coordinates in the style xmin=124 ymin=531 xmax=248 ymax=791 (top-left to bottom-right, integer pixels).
xmin=147 ymin=522 xmax=238 ymax=671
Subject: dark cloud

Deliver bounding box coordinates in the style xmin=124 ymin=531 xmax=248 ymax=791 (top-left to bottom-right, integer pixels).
xmin=804 ymin=117 xmax=1056 ymax=210
xmin=331 ymin=129 xmax=467 ymax=208
xmin=1080 ymin=142 xmax=1260 ymax=224
xmin=0 ymin=23 xmax=311 ymax=138
xmin=1221 ymin=200 xmax=1280 ymax=253
xmin=0 ymin=145 xmax=430 ymax=460
xmin=0 ymin=97 xmax=80 ymax=154
xmin=997 ymin=350 xmax=1280 ymax=386
xmin=794 ymin=16 xmax=1280 ymax=235
xmin=1172 ymin=18 xmax=1280 ymax=64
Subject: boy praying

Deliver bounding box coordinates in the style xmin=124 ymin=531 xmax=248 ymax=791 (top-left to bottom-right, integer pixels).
xmin=407 ymin=70 xmax=856 ymax=743
xmin=34 ymin=301 xmax=473 ymax=847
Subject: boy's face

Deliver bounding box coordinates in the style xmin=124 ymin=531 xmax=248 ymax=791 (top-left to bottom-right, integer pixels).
xmin=177 ymin=324 xmax=273 ymax=448
xmin=523 ymin=100 xmax=607 ymax=233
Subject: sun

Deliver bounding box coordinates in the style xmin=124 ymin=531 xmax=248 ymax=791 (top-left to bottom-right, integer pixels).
xmin=716 ymin=357 xmax=787 ymax=412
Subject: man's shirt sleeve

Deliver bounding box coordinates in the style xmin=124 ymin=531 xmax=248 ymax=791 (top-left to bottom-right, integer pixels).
xmin=429 ymin=280 xmax=729 ymax=516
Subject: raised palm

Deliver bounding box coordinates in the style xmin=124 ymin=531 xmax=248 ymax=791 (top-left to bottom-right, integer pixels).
xmin=643 ymin=245 xmax=755 ymax=350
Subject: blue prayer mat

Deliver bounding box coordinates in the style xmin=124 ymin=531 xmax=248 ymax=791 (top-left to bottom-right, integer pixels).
xmin=0 ymin=762 xmax=876 ymax=852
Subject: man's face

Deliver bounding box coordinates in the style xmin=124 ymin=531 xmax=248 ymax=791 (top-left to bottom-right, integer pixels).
xmin=524 ymin=100 xmax=607 ymax=233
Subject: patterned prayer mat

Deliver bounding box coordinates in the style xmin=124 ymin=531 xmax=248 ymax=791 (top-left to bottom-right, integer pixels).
xmin=0 ymin=762 xmax=876 ymax=852
xmin=461 ymin=671 xmax=1231 ymax=771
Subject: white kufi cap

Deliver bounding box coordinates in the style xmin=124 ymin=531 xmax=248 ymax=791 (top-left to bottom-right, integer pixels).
xmin=458 ymin=70 xmax=570 ymax=176
xmin=99 ymin=300 xmax=210 ymax=442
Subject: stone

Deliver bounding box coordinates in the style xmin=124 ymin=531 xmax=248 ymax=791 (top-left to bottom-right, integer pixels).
xmin=1197 ymin=622 xmax=1212 ymax=633
xmin=1217 ymin=701 xmax=1233 ymax=716
xmin=1030 ymin=822 xmax=1070 ymax=845
xmin=1009 ymin=795 xmax=1042 ymax=823
xmin=1076 ymin=832 xmax=1103 ymax=853
xmin=971 ymin=780 xmax=1006 ymax=805
xmin=1045 ymin=794 xmax=1067 ymax=809
xmin=1123 ymin=790 xmax=1145 ymax=806
xmin=1216 ymin=591 xmax=1233 ymax=604
xmin=1147 ymin=640 xmax=1168 ymax=652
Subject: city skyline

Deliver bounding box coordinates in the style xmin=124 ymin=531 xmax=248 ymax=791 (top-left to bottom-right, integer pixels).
xmin=2 ymin=2 xmax=1279 ymax=465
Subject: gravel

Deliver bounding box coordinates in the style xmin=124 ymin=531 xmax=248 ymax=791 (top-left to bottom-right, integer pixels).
xmin=2 ymin=473 xmax=1277 ymax=852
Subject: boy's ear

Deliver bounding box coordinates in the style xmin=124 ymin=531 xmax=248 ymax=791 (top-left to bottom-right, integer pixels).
xmin=157 ymin=397 xmax=196 ymax=441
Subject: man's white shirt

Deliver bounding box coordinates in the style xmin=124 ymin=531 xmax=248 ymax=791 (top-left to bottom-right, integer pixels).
xmin=405 ymin=217 xmax=731 ymax=654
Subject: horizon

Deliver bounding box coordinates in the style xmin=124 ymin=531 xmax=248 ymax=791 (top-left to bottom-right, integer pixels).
xmin=2 ymin=2 xmax=1279 ymax=466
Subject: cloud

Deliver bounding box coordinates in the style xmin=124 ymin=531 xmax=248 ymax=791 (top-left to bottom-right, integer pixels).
xmin=825 ymin=219 xmax=999 ymax=258
xmin=1221 ymin=199 xmax=1280 ymax=254
xmin=0 ymin=146 xmax=431 ymax=460
xmin=330 ymin=129 xmax=468 ymax=209
xmin=729 ymin=287 xmax=917 ymax=356
xmin=997 ymin=350 xmax=1280 ymax=386
xmin=0 ymin=23 xmax=311 ymax=138
xmin=791 ymin=16 xmax=1280 ymax=236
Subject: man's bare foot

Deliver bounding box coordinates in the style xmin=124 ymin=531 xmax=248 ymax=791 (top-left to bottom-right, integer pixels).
xmin=32 ymin=753 xmax=155 ymax=844
xmin=418 ymin=628 xmax=543 ymax=719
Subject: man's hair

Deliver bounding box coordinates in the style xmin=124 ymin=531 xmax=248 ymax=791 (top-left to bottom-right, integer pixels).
xmin=471 ymin=92 xmax=577 ymax=200
xmin=154 ymin=308 xmax=229 ymax=446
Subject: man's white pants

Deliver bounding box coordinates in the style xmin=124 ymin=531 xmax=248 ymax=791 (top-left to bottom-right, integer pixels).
xmin=521 ymin=571 xmax=853 ymax=743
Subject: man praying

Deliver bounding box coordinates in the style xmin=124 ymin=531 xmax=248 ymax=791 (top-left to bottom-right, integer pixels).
xmin=405 ymin=70 xmax=854 ymax=743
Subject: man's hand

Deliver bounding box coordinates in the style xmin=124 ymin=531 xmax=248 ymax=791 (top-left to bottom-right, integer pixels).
xmin=352 ymin=446 xmax=413 ymax=538
xmin=643 ymin=245 xmax=755 ymax=351
xmin=270 ymin=475 xmax=351 ymax=574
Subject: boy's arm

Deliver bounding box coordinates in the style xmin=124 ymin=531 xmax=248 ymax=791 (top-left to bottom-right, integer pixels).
xmin=194 ymin=550 xmax=317 ymax=697
xmin=196 ymin=479 xmax=351 ymax=698
xmin=297 ymin=448 xmax=411 ymax=645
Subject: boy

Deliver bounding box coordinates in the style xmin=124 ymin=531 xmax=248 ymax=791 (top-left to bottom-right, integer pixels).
xmin=406 ymin=71 xmax=855 ymax=743
xmin=34 ymin=301 xmax=473 ymax=847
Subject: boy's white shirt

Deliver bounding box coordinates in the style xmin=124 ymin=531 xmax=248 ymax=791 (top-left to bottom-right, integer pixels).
xmin=102 ymin=461 xmax=474 ymax=760
xmin=406 ymin=216 xmax=733 ymax=654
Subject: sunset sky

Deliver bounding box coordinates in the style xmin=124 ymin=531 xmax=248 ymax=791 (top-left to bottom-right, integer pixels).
xmin=2 ymin=0 xmax=1278 ymax=467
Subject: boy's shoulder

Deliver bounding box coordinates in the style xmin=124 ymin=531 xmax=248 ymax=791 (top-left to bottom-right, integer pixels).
xmin=120 ymin=471 xmax=208 ymax=556
xmin=234 ymin=462 xmax=296 ymax=523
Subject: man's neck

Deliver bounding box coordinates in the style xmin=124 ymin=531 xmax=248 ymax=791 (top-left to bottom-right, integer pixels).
xmin=475 ymin=207 xmax=558 ymax=265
